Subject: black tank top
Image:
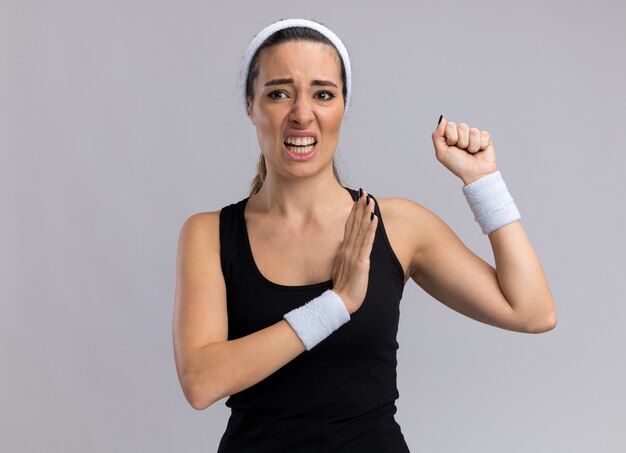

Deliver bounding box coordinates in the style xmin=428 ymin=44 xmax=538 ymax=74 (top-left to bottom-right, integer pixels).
xmin=217 ymin=187 xmax=410 ymax=452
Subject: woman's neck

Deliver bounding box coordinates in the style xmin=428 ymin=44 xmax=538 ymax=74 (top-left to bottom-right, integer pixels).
xmin=250 ymin=170 xmax=350 ymax=220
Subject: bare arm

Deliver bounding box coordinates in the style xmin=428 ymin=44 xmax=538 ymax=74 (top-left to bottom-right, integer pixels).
xmin=401 ymin=199 xmax=556 ymax=333
xmin=488 ymin=220 xmax=556 ymax=331
xmin=404 ymin=116 xmax=556 ymax=332
xmin=172 ymin=212 xmax=305 ymax=410
xmin=172 ymin=193 xmax=377 ymax=410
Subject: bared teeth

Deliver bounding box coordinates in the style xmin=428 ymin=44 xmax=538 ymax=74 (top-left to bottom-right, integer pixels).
xmin=285 ymin=136 xmax=316 ymax=146
xmin=285 ymin=144 xmax=314 ymax=154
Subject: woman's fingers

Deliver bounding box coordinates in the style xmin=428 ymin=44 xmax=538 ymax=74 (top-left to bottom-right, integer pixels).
xmin=444 ymin=121 xmax=492 ymax=153
xmin=354 ymin=193 xmax=375 ymax=247
xmin=467 ymin=127 xmax=481 ymax=153
xmin=445 ymin=121 xmax=458 ymax=146
xmin=345 ymin=190 xmax=371 ymax=251
xmin=480 ymin=130 xmax=491 ymax=150
xmin=343 ymin=190 xmax=367 ymax=252
xmin=436 ymin=116 xmax=499 ymax=184
xmin=357 ymin=211 xmax=378 ymax=261
xmin=337 ymin=190 xmax=376 ymax=271
xmin=333 ymin=190 xmax=378 ymax=313
xmin=342 ymin=192 xmax=359 ymax=247
xmin=456 ymin=123 xmax=470 ymax=149
xmin=356 ymin=193 xmax=376 ymax=244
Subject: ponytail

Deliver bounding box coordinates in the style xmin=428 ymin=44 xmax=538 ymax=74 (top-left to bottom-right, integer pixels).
xmin=249 ymin=153 xmax=267 ymax=196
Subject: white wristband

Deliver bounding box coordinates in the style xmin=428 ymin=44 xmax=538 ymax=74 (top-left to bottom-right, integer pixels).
xmin=462 ymin=170 xmax=521 ymax=234
xmin=283 ymin=289 xmax=350 ymax=351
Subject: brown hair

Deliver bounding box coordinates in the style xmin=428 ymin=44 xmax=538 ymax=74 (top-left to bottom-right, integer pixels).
xmin=246 ymin=26 xmax=346 ymax=196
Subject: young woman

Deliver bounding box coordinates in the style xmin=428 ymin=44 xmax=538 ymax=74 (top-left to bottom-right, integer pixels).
xmin=173 ymin=19 xmax=556 ymax=452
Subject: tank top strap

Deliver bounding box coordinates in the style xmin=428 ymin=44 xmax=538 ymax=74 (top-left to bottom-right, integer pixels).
xmin=219 ymin=197 xmax=249 ymax=282
xmin=368 ymin=192 xmax=405 ymax=284
xmin=342 ymin=186 xmax=405 ymax=284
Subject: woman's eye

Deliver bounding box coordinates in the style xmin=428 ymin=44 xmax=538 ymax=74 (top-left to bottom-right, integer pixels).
xmin=316 ymin=91 xmax=335 ymax=101
xmin=267 ymin=90 xmax=287 ymax=100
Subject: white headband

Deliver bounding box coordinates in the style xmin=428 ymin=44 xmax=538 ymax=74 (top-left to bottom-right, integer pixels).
xmin=241 ymin=19 xmax=352 ymax=114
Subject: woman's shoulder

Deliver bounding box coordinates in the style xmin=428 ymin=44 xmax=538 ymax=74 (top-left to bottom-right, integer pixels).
xmin=375 ymin=196 xmax=452 ymax=250
xmin=182 ymin=209 xmax=221 ymax=227
xmin=179 ymin=194 xmax=249 ymax=236
xmin=375 ymin=196 xmax=438 ymax=225
xmin=178 ymin=210 xmax=222 ymax=252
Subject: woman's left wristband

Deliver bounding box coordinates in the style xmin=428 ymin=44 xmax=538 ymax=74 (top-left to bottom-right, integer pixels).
xmin=462 ymin=170 xmax=521 ymax=234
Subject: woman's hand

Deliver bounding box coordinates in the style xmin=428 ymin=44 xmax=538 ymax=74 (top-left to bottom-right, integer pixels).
xmin=331 ymin=190 xmax=378 ymax=314
xmin=432 ymin=116 xmax=498 ymax=185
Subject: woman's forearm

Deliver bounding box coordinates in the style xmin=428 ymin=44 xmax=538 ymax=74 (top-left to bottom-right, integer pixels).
xmin=488 ymin=220 xmax=557 ymax=332
xmin=181 ymin=320 xmax=305 ymax=410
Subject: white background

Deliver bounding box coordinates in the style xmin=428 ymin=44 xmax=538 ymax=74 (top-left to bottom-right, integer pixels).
xmin=1 ymin=0 xmax=625 ymax=451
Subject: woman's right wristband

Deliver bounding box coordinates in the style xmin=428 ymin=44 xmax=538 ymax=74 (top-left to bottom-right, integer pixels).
xmin=283 ymin=289 xmax=350 ymax=351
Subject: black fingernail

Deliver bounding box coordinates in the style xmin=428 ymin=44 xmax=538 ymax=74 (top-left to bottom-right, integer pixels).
xmin=366 ymin=195 xmax=370 ymax=206
xmin=370 ymin=212 xmax=374 ymax=221
xmin=358 ymin=188 xmax=363 ymax=199
xmin=438 ymin=114 xmax=443 ymax=125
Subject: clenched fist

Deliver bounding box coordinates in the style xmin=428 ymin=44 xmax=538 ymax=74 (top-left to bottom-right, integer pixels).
xmin=432 ymin=116 xmax=498 ymax=185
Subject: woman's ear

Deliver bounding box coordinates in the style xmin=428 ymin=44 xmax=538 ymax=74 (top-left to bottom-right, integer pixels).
xmin=247 ymin=102 xmax=255 ymax=125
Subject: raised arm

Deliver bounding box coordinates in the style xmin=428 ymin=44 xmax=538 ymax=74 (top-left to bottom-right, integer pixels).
xmin=388 ymin=116 xmax=556 ymax=333
xmin=405 ymin=200 xmax=556 ymax=333
xmin=172 ymin=192 xmax=377 ymax=410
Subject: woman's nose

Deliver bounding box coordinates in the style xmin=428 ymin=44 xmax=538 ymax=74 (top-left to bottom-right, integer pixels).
xmin=288 ymin=96 xmax=314 ymax=126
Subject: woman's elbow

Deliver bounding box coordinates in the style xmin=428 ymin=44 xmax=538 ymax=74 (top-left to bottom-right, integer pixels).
xmin=180 ymin=372 xmax=221 ymax=411
xmin=524 ymin=306 xmax=557 ymax=333
xmin=189 ymin=398 xmax=214 ymax=411
xmin=186 ymin=391 xmax=214 ymax=411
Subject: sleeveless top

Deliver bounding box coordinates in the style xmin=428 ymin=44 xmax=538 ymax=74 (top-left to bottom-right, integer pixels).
xmin=217 ymin=187 xmax=410 ymax=452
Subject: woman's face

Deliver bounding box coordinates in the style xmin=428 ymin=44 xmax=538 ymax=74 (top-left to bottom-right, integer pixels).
xmin=248 ymin=41 xmax=345 ymax=180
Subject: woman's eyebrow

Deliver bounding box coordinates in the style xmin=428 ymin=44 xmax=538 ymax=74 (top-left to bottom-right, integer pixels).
xmin=311 ymin=79 xmax=339 ymax=88
xmin=264 ymin=78 xmax=339 ymax=88
xmin=264 ymin=78 xmax=293 ymax=86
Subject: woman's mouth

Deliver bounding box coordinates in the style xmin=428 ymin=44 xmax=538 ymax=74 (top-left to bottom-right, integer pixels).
xmin=284 ymin=136 xmax=317 ymax=154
